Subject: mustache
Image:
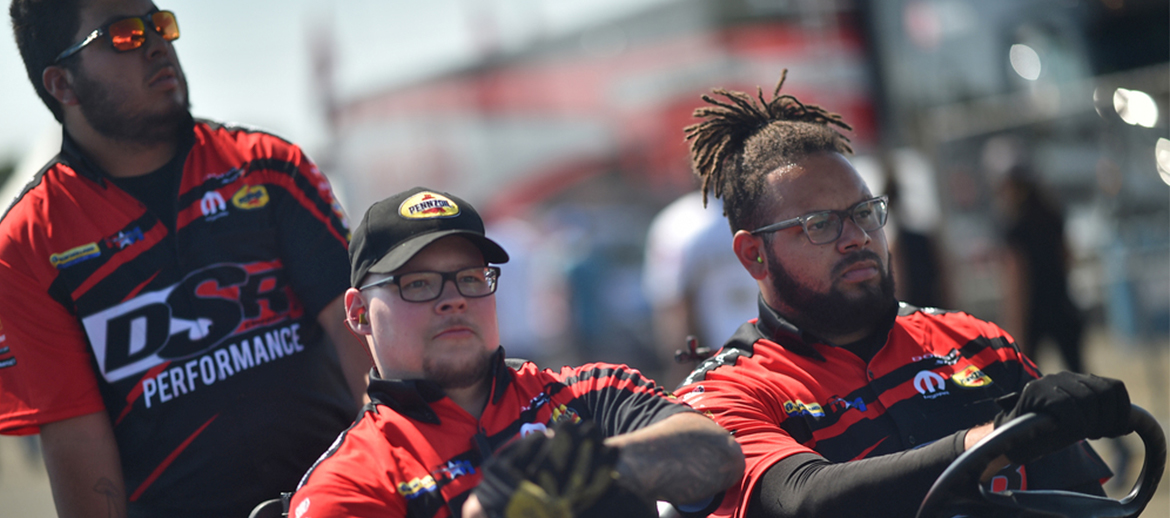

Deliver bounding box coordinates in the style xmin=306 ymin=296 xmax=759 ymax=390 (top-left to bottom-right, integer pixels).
xmin=831 ymin=250 xmax=884 ymax=277
xmin=430 ymin=317 xmax=478 ymax=334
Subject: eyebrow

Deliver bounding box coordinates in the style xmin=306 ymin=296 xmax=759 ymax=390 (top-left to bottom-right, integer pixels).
xmin=94 ymin=7 xmax=159 ymax=29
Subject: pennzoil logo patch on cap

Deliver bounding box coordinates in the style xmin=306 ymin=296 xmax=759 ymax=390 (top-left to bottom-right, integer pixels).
xmin=399 ymin=192 xmax=460 ymax=219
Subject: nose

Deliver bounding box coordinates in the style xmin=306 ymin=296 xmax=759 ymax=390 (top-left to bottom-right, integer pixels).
xmin=143 ymin=23 xmax=170 ymax=59
xmin=835 ymin=216 xmax=872 ymax=253
xmin=435 ymin=280 xmax=468 ymax=313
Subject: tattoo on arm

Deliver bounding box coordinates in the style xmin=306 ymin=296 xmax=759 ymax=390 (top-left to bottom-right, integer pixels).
xmin=93 ymin=477 xmax=126 ymax=518
xmin=614 ymin=429 xmax=742 ymax=504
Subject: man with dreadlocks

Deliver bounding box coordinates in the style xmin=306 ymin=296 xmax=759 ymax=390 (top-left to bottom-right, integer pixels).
xmin=673 ymin=71 xmax=1131 ymax=518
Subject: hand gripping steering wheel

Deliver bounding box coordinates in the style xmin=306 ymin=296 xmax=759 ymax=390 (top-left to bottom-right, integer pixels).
xmin=916 ymin=405 xmax=1166 ymax=518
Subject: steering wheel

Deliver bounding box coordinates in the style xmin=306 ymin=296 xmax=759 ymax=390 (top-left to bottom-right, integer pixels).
xmin=917 ymin=405 xmax=1166 ymax=518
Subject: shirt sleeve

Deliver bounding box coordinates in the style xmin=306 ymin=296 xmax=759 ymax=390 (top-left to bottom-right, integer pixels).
xmin=290 ymin=424 xmax=406 ymax=518
xmin=267 ymin=145 xmax=352 ymax=319
xmin=556 ymin=363 xmax=694 ymax=437
xmin=0 ymin=216 xmax=105 ymax=435
xmin=748 ymin=434 xmax=965 ymax=518
xmin=676 ymin=370 xmax=820 ymax=518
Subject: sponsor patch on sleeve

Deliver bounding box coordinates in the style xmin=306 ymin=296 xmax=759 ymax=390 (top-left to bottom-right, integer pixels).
xmin=50 ymin=242 xmax=101 ymax=269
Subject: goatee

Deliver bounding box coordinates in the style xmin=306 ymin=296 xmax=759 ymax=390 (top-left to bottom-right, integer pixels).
xmin=72 ymin=67 xmax=191 ymax=145
xmin=767 ymin=249 xmax=898 ymax=341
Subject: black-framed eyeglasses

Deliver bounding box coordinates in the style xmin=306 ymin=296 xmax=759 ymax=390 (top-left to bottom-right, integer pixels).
xmin=750 ymin=195 xmax=889 ymax=245
xmin=54 ymin=10 xmax=180 ymax=63
xmin=358 ymin=266 xmax=501 ymax=302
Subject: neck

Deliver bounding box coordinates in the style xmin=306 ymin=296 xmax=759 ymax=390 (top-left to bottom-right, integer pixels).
xmin=64 ymin=117 xmax=177 ymax=178
xmin=444 ymin=377 xmax=492 ymax=420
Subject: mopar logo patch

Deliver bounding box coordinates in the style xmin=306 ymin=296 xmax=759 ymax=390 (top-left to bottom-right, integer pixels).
xmin=232 ymin=185 xmax=269 ymax=210
xmin=399 ymin=192 xmax=459 ymax=219
xmin=50 ymin=242 xmax=100 ymax=269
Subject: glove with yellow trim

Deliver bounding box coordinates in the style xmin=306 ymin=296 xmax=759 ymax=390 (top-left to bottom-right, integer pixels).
xmin=473 ymin=420 xmax=655 ymax=518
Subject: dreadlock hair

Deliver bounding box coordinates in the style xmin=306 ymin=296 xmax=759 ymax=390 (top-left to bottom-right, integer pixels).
xmin=684 ymin=70 xmax=854 ymax=233
xmin=10 ymin=0 xmax=86 ymax=123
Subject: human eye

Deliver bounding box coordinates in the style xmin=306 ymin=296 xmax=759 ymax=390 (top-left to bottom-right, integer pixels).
xmin=805 ymin=213 xmax=833 ymax=232
xmin=400 ymin=273 xmax=435 ymax=291
xmin=457 ymin=269 xmax=487 ymax=285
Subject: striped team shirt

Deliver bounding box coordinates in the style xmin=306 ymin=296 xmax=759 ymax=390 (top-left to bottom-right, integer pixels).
xmin=0 ymin=120 xmax=356 ymax=516
xmin=677 ymin=301 xmax=1109 ymax=518
xmin=291 ymin=350 xmax=694 ymax=518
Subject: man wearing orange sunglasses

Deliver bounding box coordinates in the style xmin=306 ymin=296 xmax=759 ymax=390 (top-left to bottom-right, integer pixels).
xmin=2 ymin=1 xmax=373 ymax=517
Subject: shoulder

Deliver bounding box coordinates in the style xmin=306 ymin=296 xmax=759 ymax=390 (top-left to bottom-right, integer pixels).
xmin=1 ymin=156 xmax=75 ymax=226
xmin=191 ymin=119 xmax=310 ymax=163
xmin=895 ymin=303 xmax=1011 ymax=341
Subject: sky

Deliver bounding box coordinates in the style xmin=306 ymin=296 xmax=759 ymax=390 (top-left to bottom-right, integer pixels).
xmin=0 ymin=0 xmax=675 ymax=165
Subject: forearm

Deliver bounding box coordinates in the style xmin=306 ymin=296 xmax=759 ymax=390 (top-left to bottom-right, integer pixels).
xmin=40 ymin=411 xmax=127 ymax=518
xmin=606 ymin=412 xmax=744 ymax=505
xmin=750 ymin=431 xmax=966 ymax=518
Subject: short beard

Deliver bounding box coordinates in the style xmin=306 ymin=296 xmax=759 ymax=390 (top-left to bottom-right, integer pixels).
xmin=424 ymin=347 xmax=494 ymax=390
xmin=72 ymin=66 xmax=190 ymax=145
xmin=767 ymin=247 xmax=898 ymax=341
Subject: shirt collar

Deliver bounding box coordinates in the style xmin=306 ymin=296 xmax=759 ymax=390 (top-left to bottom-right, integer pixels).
xmin=365 ymin=347 xmax=513 ymax=425
xmin=58 ymin=116 xmax=197 ymax=185
xmin=754 ymin=295 xmax=900 ymax=361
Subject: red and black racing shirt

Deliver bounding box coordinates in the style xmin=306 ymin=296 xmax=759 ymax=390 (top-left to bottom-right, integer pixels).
xmin=290 ymin=350 xmax=694 ymax=518
xmin=0 ymin=120 xmax=356 ymax=517
xmin=676 ymin=301 xmax=1109 ymax=518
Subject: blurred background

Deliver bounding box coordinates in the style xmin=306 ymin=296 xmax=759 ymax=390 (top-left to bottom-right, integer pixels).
xmin=1 ymin=0 xmax=1167 ymax=515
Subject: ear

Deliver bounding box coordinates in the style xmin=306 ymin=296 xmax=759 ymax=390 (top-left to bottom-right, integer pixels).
xmin=344 ymin=288 xmax=371 ymax=336
xmin=733 ymin=230 xmax=769 ymax=280
xmin=42 ymin=65 xmax=79 ymax=106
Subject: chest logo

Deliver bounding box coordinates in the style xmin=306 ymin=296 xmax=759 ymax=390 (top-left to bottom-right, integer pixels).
xmin=232 ymin=185 xmax=269 ymax=210
xmin=952 ymin=366 xmax=993 ymax=388
xmin=782 ymin=399 xmax=825 ymax=418
xmin=520 ymin=422 xmax=548 ymax=437
xmin=914 ymin=370 xmax=949 ymax=399
xmin=550 ymin=404 xmax=581 ymax=424
xmin=201 ymin=191 xmax=228 ymax=220
xmin=104 ymin=227 xmax=144 ymax=250
xmin=50 ymin=242 xmax=101 ymax=269
xmin=399 ymin=192 xmax=459 ymax=219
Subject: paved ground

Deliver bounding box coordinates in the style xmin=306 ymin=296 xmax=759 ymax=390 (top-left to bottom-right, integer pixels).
xmin=0 ymin=327 xmax=1166 ymax=517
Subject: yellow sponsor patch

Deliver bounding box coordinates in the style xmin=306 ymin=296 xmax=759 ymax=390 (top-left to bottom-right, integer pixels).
xmin=782 ymin=399 xmax=825 ymax=418
xmin=397 ymin=475 xmax=437 ymax=500
xmin=399 ymin=192 xmax=459 ymax=219
xmin=952 ymin=365 xmax=993 ymax=388
xmin=550 ymin=404 xmax=582 ymax=424
xmin=49 ymin=242 xmax=100 ymax=268
xmin=232 ymin=185 xmax=269 ymax=210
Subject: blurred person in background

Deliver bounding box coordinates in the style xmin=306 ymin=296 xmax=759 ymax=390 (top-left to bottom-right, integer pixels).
xmin=643 ymin=191 xmax=759 ymax=387
xmin=998 ymin=164 xmax=1086 ymax=374
xmin=673 ymin=71 xmax=1131 ymax=518
xmin=292 ymin=186 xmax=743 ymax=517
xmin=0 ymin=1 xmax=370 ymax=516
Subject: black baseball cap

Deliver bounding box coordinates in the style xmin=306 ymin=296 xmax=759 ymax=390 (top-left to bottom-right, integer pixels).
xmin=349 ymin=187 xmax=509 ymax=287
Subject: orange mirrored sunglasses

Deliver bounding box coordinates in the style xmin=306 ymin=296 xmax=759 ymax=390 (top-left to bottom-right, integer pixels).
xmin=54 ymin=10 xmax=179 ymax=63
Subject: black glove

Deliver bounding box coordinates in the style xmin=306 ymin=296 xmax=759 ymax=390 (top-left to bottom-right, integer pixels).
xmin=993 ymin=371 xmax=1131 ymax=463
xmin=473 ymin=420 xmax=655 ymax=518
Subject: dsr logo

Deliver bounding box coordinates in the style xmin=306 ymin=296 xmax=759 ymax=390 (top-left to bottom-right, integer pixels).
xmin=82 ymin=262 xmax=295 ymax=382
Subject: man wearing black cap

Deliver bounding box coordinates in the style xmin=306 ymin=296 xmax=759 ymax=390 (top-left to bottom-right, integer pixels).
xmin=289 ymin=187 xmax=745 ymax=518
